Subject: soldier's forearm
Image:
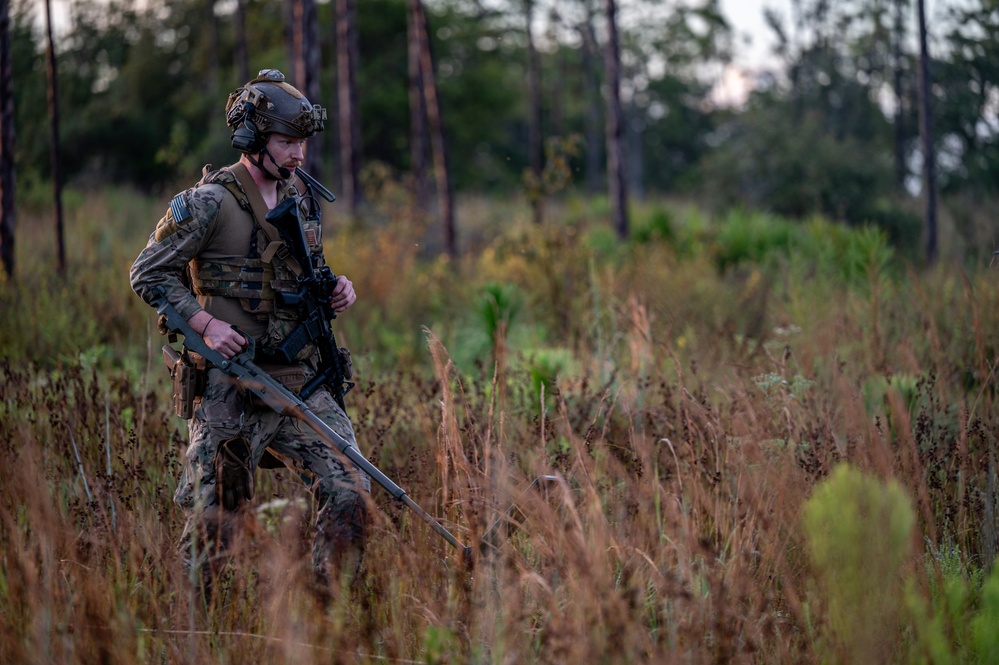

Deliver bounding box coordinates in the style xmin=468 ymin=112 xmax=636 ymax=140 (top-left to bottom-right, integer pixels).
xmin=187 ymin=310 xmax=214 ymax=337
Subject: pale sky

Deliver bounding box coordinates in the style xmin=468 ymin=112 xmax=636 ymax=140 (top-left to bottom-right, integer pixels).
xmin=719 ymin=0 xmax=790 ymax=69
xmin=713 ymin=0 xmax=953 ymax=106
xmin=719 ymin=0 xmax=952 ymax=69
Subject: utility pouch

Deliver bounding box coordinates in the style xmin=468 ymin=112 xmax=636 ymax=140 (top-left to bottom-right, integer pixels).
xmin=162 ymin=345 xmax=206 ymax=419
xmin=260 ymin=364 xmax=307 ymax=392
xmin=247 ymin=363 xmax=307 ymax=409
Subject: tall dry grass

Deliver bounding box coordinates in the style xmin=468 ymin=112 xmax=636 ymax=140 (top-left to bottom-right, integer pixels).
xmin=1 ymin=187 xmax=998 ymax=663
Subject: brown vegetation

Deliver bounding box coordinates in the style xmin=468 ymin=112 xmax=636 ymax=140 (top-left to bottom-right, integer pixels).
xmin=1 ymin=189 xmax=997 ymax=663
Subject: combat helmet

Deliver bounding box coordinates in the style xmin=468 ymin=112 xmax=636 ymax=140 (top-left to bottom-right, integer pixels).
xmin=225 ymin=69 xmax=326 ymax=153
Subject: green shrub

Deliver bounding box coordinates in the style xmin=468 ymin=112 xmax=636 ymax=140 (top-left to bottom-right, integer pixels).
xmin=905 ymin=545 xmax=999 ymax=664
xmin=803 ymin=464 xmax=915 ymax=663
xmin=712 ymin=209 xmax=795 ymax=271
xmin=522 ymin=346 xmax=576 ymax=412
xmin=633 ymin=207 xmax=675 ymax=246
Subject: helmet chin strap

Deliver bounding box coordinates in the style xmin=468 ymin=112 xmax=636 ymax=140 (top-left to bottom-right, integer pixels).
xmin=249 ymin=147 xmax=291 ymax=181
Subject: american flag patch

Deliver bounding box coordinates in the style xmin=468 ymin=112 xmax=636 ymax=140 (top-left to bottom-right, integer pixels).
xmin=169 ymin=193 xmax=191 ymax=223
xmin=304 ymin=228 xmax=318 ymax=247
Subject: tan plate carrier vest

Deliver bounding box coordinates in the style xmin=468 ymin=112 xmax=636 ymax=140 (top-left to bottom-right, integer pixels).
xmin=187 ymin=163 xmax=324 ymax=361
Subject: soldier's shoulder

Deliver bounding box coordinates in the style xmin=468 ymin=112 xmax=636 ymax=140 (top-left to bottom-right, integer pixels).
xmin=198 ymin=163 xmax=235 ymax=184
xmin=183 ymin=181 xmax=228 ymax=219
xmin=152 ymin=183 xmax=226 ymax=244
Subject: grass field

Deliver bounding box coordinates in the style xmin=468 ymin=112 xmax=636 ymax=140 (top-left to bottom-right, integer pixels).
xmin=2 ymin=186 xmax=999 ymax=663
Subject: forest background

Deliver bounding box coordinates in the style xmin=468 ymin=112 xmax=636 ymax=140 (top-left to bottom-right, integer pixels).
xmin=8 ymin=0 xmax=999 ymax=255
xmin=4 ymin=0 xmax=999 ymax=663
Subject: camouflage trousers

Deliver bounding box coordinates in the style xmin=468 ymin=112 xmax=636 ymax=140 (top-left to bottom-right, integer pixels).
xmin=174 ymin=365 xmax=371 ymax=591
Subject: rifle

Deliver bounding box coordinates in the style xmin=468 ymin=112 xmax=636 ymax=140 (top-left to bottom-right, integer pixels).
xmin=264 ymin=196 xmax=349 ymax=408
xmin=149 ymin=287 xmax=473 ymax=562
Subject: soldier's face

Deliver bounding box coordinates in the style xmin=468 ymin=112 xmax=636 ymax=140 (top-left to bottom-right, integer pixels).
xmin=264 ymin=133 xmax=307 ymax=178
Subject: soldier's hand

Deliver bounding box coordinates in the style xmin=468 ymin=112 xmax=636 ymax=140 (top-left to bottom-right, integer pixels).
xmin=205 ymin=318 xmax=246 ymax=359
xmin=191 ymin=311 xmax=246 ymax=359
xmin=330 ymin=274 xmax=356 ymax=313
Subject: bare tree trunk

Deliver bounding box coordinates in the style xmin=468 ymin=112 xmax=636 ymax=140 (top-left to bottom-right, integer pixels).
xmin=327 ymin=6 xmax=341 ymax=194
xmin=44 ymin=0 xmax=65 ymax=275
xmin=525 ymin=0 xmax=543 ymax=225
xmin=0 ymin=0 xmax=14 ymax=279
xmin=916 ymin=0 xmax=937 ymax=264
xmin=335 ymin=0 xmax=362 ymax=212
xmin=893 ymin=0 xmax=906 ymax=188
xmin=406 ymin=0 xmax=429 ymax=210
xmin=285 ymin=0 xmax=295 ymax=82
xmin=292 ymin=0 xmax=305 ymax=85
xmin=206 ymin=0 xmax=219 ymax=92
xmin=547 ymin=8 xmax=564 ymax=141
xmin=302 ymin=0 xmax=322 ymax=179
xmin=292 ymin=0 xmax=322 ymax=178
xmin=234 ymin=0 xmax=249 ymax=82
xmin=603 ymin=0 xmax=628 ymax=239
xmin=790 ymin=0 xmax=803 ymax=122
xmin=413 ymin=0 xmax=456 ymax=258
xmin=579 ymin=1 xmax=601 ymax=194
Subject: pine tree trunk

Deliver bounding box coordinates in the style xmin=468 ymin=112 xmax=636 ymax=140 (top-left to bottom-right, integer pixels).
xmin=335 ymin=0 xmax=362 ymax=212
xmin=206 ymin=0 xmax=219 ymax=92
xmin=305 ymin=1 xmax=322 ymax=179
xmin=44 ymin=0 xmax=65 ymax=275
xmin=406 ymin=0 xmax=429 ymax=210
xmin=0 ymin=0 xmax=14 ymax=279
xmin=292 ymin=0 xmax=322 ymax=178
xmin=579 ymin=2 xmax=601 ymax=194
xmin=893 ymin=0 xmax=906 ymax=188
xmin=916 ymin=0 xmax=937 ymax=264
xmin=285 ymin=1 xmax=296 ymax=83
xmin=603 ymin=0 xmax=628 ymax=239
xmin=525 ymin=0 xmax=543 ymax=225
xmin=234 ymin=0 xmax=249 ymax=82
xmin=412 ymin=0 xmax=456 ymax=257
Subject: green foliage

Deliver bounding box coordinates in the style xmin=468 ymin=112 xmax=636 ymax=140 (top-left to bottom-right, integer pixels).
xmin=905 ymin=545 xmax=999 ymax=665
xmin=803 ymin=464 xmax=916 ymax=663
xmin=971 ymin=566 xmax=999 ymax=663
xmin=0 ymin=187 xmax=155 ymax=367
xmin=713 ymin=209 xmax=795 ymax=271
xmin=754 ymin=371 xmax=814 ymax=403
xmin=421 ymin=624 xmax=460 ymax=664
xmin=792 ymin=218 xmax=895 ymax=287
xmin=632 ymin=207 xmax=675 ymax=246
xmin=522 ymin=346 xmax=575 ymax=412
xmin=699 ymin=103 xmax=896 ymax=223
xmin=5 ymin=0 xmax=999 ymax=256
xmin=862 ymin=373 xmax=921 ymax=418
xmin=476 ymin=282 xmax=523 ymax=351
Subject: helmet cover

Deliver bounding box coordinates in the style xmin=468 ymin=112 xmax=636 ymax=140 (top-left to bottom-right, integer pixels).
xmin=225 ymin=69 xmax=326 ymax=141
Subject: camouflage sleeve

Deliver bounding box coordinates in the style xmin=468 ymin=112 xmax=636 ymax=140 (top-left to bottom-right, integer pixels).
xmin=129 ymin=184 xmax=226 ymax=321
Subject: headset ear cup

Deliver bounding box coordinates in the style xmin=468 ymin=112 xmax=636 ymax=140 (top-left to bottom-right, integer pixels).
xmin=231 ymin=119 xmax=265 ymax=153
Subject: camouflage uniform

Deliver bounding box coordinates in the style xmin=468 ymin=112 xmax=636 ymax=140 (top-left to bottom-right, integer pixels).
xmin=130 ymin=163 xmax=369 ymax=590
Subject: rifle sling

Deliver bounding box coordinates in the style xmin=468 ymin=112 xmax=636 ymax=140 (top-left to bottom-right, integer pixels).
xmin=230 ymin=162 xmax=303 ymax=276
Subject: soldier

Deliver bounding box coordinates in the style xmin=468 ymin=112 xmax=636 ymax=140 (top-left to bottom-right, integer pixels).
xmin=130 ymin=69 xmax=369 ymax=599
